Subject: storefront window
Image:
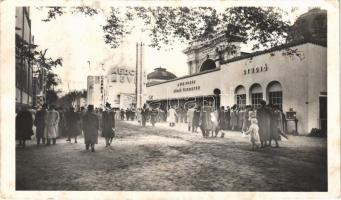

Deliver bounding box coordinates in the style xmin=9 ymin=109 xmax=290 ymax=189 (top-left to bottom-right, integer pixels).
xmin=251 ymin=93 xmax=263 ymax=108
xmin=236 ymin=94 xmax=246 ymax=108
xmin=267 ymin=81 xmax=283 ymax=110
xmin=269 ymin=91 xmax=283 ymax=109
xmin=250 ymin=83 xmax=263 ymax=108
xmin=235 ymin=85 xmax=246 ymax=107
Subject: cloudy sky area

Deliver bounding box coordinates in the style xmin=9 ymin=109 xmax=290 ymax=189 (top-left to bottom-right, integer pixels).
xmin=31 ymin=6 xmax=310 ymax=94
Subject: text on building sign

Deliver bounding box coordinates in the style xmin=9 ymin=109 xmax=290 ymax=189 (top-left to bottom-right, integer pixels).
xmin=244 ymin=64 xmax=268 ymax=75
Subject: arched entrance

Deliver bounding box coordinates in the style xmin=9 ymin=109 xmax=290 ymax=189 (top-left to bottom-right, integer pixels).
xmin=234 ymin=85 xmax=246 ymax=108
xmin=249 ymin=83 xmax=263 ymax=108
xmin=199 ymin=59 xmax=216 ymax=72
xmin=266 ymin=81 xmax=283 ymax=110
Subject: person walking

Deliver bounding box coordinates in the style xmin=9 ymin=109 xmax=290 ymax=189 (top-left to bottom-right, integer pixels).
xmin=44 ymin=105 xmax=60 ymax=145
xmin=136 ymin=108 xmax=142 ymax=124
xmin=238 ymin=107 xmax=245 ymax=131
xmin=82 ymin=105 xmax=99 ymax=152
xmin=16 ymin=106 xmax=34 ymax=148
xmin=131 ymin=108 xmax=136 ymax=121
xmin=192 ymin=105 xmax=200 ymax=133
xmin=141 ymin=104 xmax=149 ymax=127
xmin=230 ymin=105 xmax=237 ymax=131
xmin=120 ymin=109 xmax=125 ymax=120
xmin=150 ymin=107 xmax=158 ymax=127
xmin=243 ymin=118 xmax=261 ymax=151
xmin=211 ymin=109 xmax=220 ymax=137
xmin=167 ymin=106 xmax=177 ymax=127
xmin=199 ymin=101 xmax=213 ymax=138
xmin=66 ymin=107 xmax=82 ymax=143
xmin=218 ymin=106 xmax=226 ymax=131
xmin=34 ymin=105 xmax=46 ymax=145
xmin=102 ymin=103 xmax=115 ymax=147
xmin=225 ymin=106 xmax=231 ymax=130
xmin=57 ymin=107 xmax=67 ymax=138
xmin=242 ymin=105 xmax=251 ymax=132
xmin=186 ymin=105 xmax=195 ymax=132
xmin=269 ymin=105 xmax=280 ymax=147
xmin=257 ymin=100 xmax=271 ymax=148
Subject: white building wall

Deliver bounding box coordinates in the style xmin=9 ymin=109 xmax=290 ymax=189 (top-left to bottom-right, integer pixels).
xmin=87 ymin=76 xmax=106 ymax=108
xmin=146 ymin=43 xmax=326 ymax=134
xmin=146 ymin=69 xmax=221 ymax=101
xmin=106 ymin=69 xmax=136 ymax=108
xmin=220 ymin=44 xmax=311 ymax=134
xmin=306 ymin=44 xmax=327 ymax=132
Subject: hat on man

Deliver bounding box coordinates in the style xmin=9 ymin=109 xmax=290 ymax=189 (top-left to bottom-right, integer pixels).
xmin=259 ymin=99 xmax=266 ymax=106
xmin=87 ymin=104 xmax=94 ymax=111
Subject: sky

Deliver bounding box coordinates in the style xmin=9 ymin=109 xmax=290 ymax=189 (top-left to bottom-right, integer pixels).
xmin=30 ymin=6 xmax=310 ymax=94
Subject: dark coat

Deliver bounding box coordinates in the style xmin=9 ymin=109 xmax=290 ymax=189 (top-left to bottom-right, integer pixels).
xmin=193 ymin=109 xmax=200 ymax=127
xmin=102 ymin=111 xmax=115 ymax=138
xmin=150 ymin=109 xmax=158 ymax=124
xmin=218 ymin=109 xmax=226 ymax=128
xmin=270 ymin=110 xmax=281 ymax=140
xmin=200 ymin=106 xmax=212 ymax=130
xmin=34 ymin=110 xmax=46 ymax=138
xmin=16 ymin=110 xmax=33 ymax=140
xmin=257 ymin=106 xmax=271 ymax=142
xmin=82 ymin=112 xmax=99 ymax=144
xmin=66 ymin=111 xmax=82 ymax=137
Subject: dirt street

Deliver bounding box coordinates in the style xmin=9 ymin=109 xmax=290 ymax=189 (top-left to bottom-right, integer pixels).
xmin=16 ymin=120 xmax=327 ymax=191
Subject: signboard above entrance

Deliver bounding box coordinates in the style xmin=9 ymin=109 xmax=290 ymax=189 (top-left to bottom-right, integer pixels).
xmin=243 ymin=64 xmax=268 ymax=75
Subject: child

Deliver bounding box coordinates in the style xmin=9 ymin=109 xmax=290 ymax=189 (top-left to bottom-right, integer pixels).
xmin=243 ymin=118 xmax=260 ymax=151
xmin=210 ymin=110 xmax=219 ymax=137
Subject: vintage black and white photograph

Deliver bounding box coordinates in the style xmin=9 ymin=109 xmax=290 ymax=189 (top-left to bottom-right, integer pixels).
xmin=2 ymin=0 xmax=339 ymax=198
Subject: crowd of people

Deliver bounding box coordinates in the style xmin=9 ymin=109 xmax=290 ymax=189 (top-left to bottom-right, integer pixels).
xmin=16 ymin=103 xmax=116 ymax=152
xmin=16 ymin=99 xmax=287 ymax=152
xmin=183 ymin=99 xmax=287 ymax=150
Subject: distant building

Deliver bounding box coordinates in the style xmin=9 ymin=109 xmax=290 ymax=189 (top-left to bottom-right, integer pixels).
xmin=87 ymin=42 xmax=147 ymax=109
xmin=15 ymin=7 xmax=35 ymax=110
xmin=87 ymin=76 xmax=106 ymax=108
xmin=106 ymin=67 xmax=137 ymax=109
xmin=147 ymin=67 xmax=177 ymax=86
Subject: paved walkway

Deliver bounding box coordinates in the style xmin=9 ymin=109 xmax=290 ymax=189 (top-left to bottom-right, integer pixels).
xmin=16 ymin=120 xmax=327 ymax=191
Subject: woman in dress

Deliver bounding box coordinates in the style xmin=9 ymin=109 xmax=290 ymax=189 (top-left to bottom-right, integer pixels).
xmin=44 ymin=105 xmax=60 ymax=145
xmin=167 ymin=106 xmax=177 ymax=127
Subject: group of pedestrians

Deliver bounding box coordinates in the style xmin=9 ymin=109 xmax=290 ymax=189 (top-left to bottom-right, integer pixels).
xmin=16 ymin=105 xmax=60 ymax=147
xmin=181 ymin=100 xmax=287 ymax=150
xmin=16 ymin=99 xmax=286 ymax=152
xmin=16 ymin=103 xmax=116 ymax=152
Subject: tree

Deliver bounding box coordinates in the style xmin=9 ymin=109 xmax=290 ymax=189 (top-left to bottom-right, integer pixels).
xmin=16 ymin=28 xmax=63 ymax=106
xmin=41 ymin=6 xmax=291 ymax=51
xmin=57 ymin=89 xmax=87 ymax=109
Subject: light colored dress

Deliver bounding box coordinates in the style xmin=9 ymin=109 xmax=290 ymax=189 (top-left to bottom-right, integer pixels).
xmin=211 ymin=111 xmax=219 ymax=131
xmin=136 ymin=110 xmax=142 ymax=122
xmin=245 ymin=123 xmax=260 ymax=145
xmin=167 ymin=108 xmax=177 ymax=123
xmin=44 ymin=109 xmax=60 ymax=139
xmin=187 ymin=108 xmax=195 ymax=126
